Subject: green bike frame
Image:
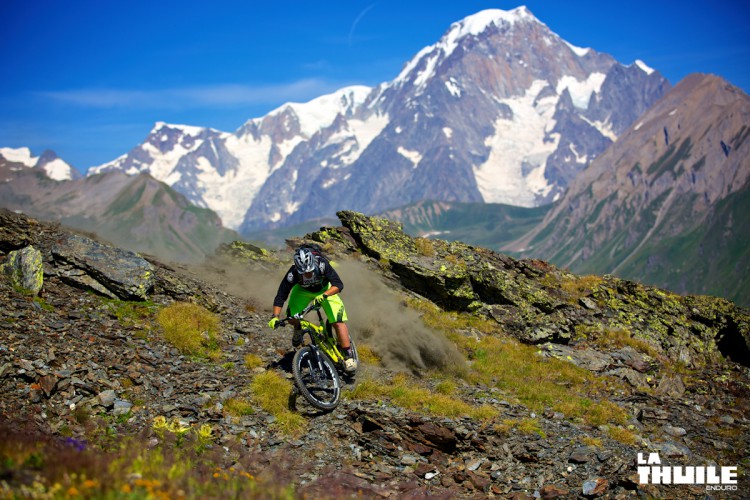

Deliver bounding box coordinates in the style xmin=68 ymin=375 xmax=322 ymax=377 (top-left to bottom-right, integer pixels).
xmin=299 ymin=309 xmax=346 ymax=364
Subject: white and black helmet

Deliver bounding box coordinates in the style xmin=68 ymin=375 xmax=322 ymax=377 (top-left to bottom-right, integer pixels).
xmin=293 ymin=248 xmax=317 ymax=274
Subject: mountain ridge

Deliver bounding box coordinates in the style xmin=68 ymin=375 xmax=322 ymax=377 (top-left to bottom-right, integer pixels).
xmin=74 ymin=6 xmax=669 ymax=233
xmin=506 ymin=74 xmax=750 ymax=305
xmin=0 ymin=159 xmax=238 ymax=262
xmin=376 ymin=74 xmax=750 ymax=307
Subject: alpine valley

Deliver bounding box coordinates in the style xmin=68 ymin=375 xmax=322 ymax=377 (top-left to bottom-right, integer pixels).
xmin=2 ymin=6 xmax=749 ymax=306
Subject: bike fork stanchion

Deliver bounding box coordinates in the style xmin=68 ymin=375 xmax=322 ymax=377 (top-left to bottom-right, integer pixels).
xmin=309 ymin=346 xmax=326 ymax=375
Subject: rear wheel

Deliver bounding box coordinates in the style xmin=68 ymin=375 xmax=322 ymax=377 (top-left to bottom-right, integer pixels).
xmin=347 ymin=337 xmax=359 ymax=364
xmin=292 ymin=346 xmax=341 ymax=411
xmin=341 ymin=337 xmax=359 ymax=381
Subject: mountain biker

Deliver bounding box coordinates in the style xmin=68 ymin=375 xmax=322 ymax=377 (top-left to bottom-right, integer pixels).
xmin=268 ymin=245 xmax=357 ymax=374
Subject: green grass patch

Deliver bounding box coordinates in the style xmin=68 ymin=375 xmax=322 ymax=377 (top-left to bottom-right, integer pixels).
xmin=404 ymin=296 xmax=631 ymax=427
xmin=243 ymin=353 xmax=265 ymax=369
xmin=250 ymin=371 xmax=306 ymax=436
xmin=157 ymin=302 xmax=221 ymax=360
xmin=347 ymin=373 xmax=497 ymax=420
xmin=607 ymin=425 xmax=638 ymax=445
xmin=494 ymin=418 xmax=546 ymax=438
xmin=460 ymin=335 xmax=628 ymax=425
xmin=224 ymin=397 xmax=254 ymax=417
xmin=590 ymin=326 xmax=662 ymax=360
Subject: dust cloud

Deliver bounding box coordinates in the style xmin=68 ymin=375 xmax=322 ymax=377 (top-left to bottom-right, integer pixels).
xmin=334 ymin=260 xmax=466 ymax=374
xmin=196 ymin=256 xmax=466 ymax=374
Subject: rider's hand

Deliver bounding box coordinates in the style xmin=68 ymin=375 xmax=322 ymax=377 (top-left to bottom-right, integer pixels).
xmin=268 ymin=316 xmax=279 ymax=330
xmin=313 ymin=294 xmax=327 ymax=306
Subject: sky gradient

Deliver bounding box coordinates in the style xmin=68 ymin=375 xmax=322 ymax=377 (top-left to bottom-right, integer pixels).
xmin=2 ymin=0 xmax=749 ymax=172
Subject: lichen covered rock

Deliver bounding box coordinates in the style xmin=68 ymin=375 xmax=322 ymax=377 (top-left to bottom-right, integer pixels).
xmin=51 ymin=234 xmax=154 ymax=300
xmin=0 ymin=245 xmax=43 ymax=295
xmin=215 ymin=240 xmax=283 ymax=269
xmin=315 ymin=211 xmax=750 ymax=369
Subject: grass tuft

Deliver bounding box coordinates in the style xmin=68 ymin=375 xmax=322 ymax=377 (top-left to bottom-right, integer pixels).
xmin=250 ymin=371 xmax=306 ymax=436
xmin=404 ymin=296 xmax=631 ymax=428
xmin=414 ymin=237 xmax=436 ymax=257
xmin=355 ymin=343 xmax=381 ymax=366
xmin=157 ymin=302 xmax=221 ymax=360
xmin=244 ymin=353 xmax=265 ymax=369
xmin=607 ymin=425 xmax=638 ymax=445
xmin=224 ymin=397 xmax=254 ymax=417
xmin=591 ymin=327 xmax=662 ymax=360
xmin=494 ymin=418 xmax=546 ymax=437
xmin=347 ymin=373 xmax=497 ymax=420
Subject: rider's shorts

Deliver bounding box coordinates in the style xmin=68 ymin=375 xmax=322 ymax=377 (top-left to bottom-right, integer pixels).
xmin=287 ymin=283 xmax=348 ymax=323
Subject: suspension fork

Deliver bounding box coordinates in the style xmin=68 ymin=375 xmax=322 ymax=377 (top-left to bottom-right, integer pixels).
xmin=306 ymin=344 xmax=326 ymax=375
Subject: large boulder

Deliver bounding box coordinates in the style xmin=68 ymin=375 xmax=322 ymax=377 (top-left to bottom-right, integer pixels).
xmin=0 ymin=245 xmax=43 ymax=295
xmin=50 ymin=234 xmax=154 ymax=300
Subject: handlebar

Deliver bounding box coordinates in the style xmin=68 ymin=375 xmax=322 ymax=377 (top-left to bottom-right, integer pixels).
xmin=277 ymin=302 xmax=321 ymax=328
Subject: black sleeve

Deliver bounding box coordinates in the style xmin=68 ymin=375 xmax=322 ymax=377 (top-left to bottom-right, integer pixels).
xmin=323 ymin=259 xmax=344 ymax=292
xmin=273 ymin=266 xmax=296 ymax=308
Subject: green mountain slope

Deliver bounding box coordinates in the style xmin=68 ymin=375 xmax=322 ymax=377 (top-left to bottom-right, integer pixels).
xmin=607 ymin=184 xmax=750 ymax=303
xmin=505 ymin=75 xmax=750 ymax=307
xmin=379 ymin=200 xmax=551 ymax=251
xmin=0 ymin=167 xmax=239 ymax=262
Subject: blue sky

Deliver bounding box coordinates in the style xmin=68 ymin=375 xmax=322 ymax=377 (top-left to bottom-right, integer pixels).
xmin=2 ymin=0 xmax=749 ymax=172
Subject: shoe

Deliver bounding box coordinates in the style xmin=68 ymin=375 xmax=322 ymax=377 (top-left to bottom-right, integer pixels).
xmin=292 ymin=329 xmax=303 ymax=348
xmin=343 ymin=357 xmax=357 ymax=373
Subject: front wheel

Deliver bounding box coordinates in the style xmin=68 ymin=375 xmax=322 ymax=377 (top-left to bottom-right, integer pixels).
xmin=292 ymin=346 xmax=341 ymax=411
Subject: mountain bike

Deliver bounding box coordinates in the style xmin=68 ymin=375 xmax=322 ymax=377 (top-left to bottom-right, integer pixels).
xmin=277 ymin=302 xmax=358 ymax=411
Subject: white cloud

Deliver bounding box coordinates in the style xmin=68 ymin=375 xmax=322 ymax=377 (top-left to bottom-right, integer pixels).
xmin=35 ymin=79 xmax=346 ymax=110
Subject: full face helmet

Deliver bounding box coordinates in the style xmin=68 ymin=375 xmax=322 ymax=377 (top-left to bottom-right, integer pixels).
xmin=293 ymin=248 xmax=317 ymax=274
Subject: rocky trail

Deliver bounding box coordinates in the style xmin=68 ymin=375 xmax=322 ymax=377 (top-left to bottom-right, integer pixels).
xmin=1 ymin=208 xmax=748 ymax=498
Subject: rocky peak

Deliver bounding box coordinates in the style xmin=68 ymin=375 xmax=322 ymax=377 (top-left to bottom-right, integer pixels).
xmin=0 ymin=147 xmax=78 ymax=181
xmin=509 ymin=74 xmax=750 ymax=305
xmin=144 ymin=122 xmax=209 ymax=154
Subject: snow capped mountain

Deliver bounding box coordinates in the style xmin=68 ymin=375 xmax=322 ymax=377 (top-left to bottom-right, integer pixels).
xmin=86 ymin=6 xmax=670 ymax=233
xmin=1 ymin=147 xmax=37 ymax=167
xmin=391 ymin=7 xmax=542 ymax=91
xmin=88 ymin=86 xmax=378 ymax=229
xmin=0 ymin=147 xmax=79 ymax=181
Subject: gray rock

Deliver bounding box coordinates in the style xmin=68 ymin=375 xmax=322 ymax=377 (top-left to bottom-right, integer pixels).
xmin=0 ymin=246 xmax=43 ymax=295
xmin=581 ymin=478 xmax=608 ymax=497
xmin=465 ymin=458 xmax=483 ymax=471
xmin=657 ymin=440 xmax=691 ymax=457
xmin=719 ymin=414 xmax=734 ymax=424
xmin=541 ymin=343 xmax=611 ymax=372
xmin=579 ymin=297 xmax=598 ymax=310
xmin=113 ymin=399 xmax=133 ymax=416
xmin=97 ymin=390 xmax=117 ymax=408
xmin=663 ymin=424 xmax=687 ymax=437
xmin=51 ymin=234 xmax=154 ymax=300
xmin=568 ymin=446 xmax=598 ymax=464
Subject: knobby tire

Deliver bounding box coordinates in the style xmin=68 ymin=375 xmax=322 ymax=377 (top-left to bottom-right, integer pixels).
xmin=292 ymin=346 xmax=341 ymax=411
